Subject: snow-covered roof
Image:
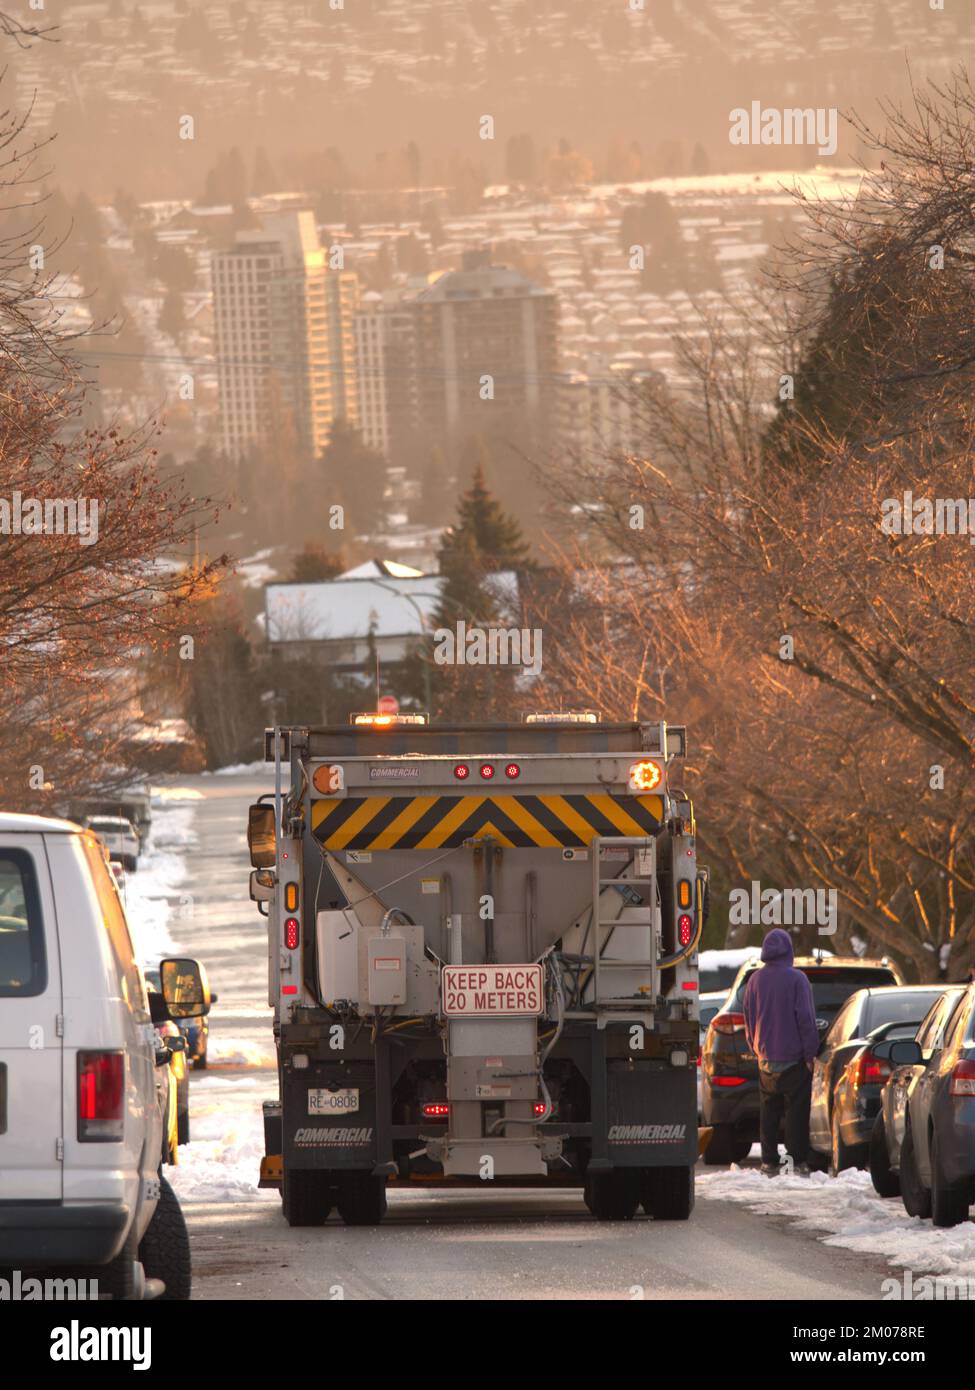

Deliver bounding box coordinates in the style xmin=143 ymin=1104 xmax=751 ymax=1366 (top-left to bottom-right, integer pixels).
xmin=266 ymin=576 xmax=445 ymax=643
xmin=340 ymin=558 xmax=426 ymax=579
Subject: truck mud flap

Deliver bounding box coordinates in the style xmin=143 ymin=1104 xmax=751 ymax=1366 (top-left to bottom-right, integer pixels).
xmin=282 ymin=1066 xmax=378 ymax=1170
xmin=604 ymin=1063 xmax=698 ymax=1167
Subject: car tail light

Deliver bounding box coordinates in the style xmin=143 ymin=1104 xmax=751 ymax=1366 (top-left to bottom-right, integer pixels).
xmin=422 ymin=1102 xmax=449 ymax=1118
xmin=78 ymin=1052 xmax=124 ymax=1141
xmin=285 ymin=917 xmax=300 ymax=950
xmin=712 ymin=1012 xmax=746 ymax=1036
xmin=710 ymin=1075 xmax=746 ymax=1088
xmin=853 ymin=1049 xmax=891 ymax=1087
xmin=949 ymin=1059 xmax=975 ymax=1098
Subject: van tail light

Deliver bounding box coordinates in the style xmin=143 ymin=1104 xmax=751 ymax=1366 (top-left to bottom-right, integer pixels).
xmin=712 ymin=1012 xmax=746 ymax=1036
xmin=949 ymin=1059 xmax=975 ymax=1098
xmin=78 ymin=1051 xmax=125 ymax=1141
xmin=853 ymin=1049 xmax=891 ymax=1087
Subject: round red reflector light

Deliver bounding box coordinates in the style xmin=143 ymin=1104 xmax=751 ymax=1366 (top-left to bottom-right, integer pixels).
xmin=285 ymin=917 xmax=300 ymax=950
xmin=504 ymin=763 xmax=520 ymax=779
xmin=678 ymin=914 xmax=693 ymax=946
xmin=453 ymin=763 xmax=470 ymax=780
xmin=479 ymin=763 xmax=495 ymax=779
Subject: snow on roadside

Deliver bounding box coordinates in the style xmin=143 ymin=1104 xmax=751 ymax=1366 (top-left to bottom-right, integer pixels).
xmin=699 ymin=1165 xmax=975 ymax=1278
xmin=123 ymin=792 xmax=199 ymax=964
xmin=167 ymin=1074 xmax=277 ymax=1205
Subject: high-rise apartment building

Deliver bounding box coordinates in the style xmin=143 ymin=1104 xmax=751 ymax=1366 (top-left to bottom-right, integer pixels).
xmin=212 ymin=210 xmax=359 ymax=459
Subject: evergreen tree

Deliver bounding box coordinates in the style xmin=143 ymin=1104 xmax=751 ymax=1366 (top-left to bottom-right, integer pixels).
xmin=439 ymin=463 xmax=532 ymax=573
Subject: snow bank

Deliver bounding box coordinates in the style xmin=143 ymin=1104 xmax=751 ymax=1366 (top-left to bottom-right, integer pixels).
xmin=167 ymin=1074 xmax=277 ymax=1205
xmin=123 ymin=796 xmax=198 ymax=964
xmin=699 ymin=1165 xmax=975 ymax=1278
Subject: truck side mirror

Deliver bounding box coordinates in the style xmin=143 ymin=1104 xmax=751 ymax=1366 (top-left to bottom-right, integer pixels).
xmin=160 ymin=956 xmax=211 ymax=1019
xmin=248 ymin=804 xmax=276 ymax=868
xmin=249 ymin=868 xmax=276 ymax=902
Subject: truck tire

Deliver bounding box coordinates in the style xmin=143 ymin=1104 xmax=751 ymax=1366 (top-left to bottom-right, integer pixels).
xmin=702 ymin=1123 xmax=751 ymax=1166
xmin=930 ymin=1130 xmax=971 ymax=1228
xmin=139 ymin=1174 xmax=191 ymax=1301
xmin=899 ymin=1125 xmax=931 ymax=1220
xmin=177 ymin=1105 xmax=190 ymax=1146
xmin=336 ymin=1173 xmax=387 ymax=1226
xmin=868 ymin=1114 xmax=900 ymax=1198
xmin=584 ymin=1169 xmax=640 ymax=1221
xmin=641 ymin=1165 xmax=695 ymax=1220
xmin=283 ymin=1169 xmax=333 ymax=1227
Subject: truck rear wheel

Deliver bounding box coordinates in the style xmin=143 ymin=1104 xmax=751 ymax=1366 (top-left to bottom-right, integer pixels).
xmin=283 ymin=1169 xmax=333 ymax=1227
xmin=584 ymin=1169 xmax=640 ymax=1221
xmin=640 ymin=1165 xmax=695 ymax=1220
xmin=336 ymin=1173 xmax=387 ymax=1226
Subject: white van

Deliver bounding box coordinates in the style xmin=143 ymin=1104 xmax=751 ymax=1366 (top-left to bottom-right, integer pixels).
xmin=0 ymin=813 xmax=207 ymax=1299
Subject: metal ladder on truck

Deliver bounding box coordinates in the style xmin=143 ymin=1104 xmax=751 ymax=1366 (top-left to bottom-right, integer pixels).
xmin=590 ymin=835 xmax=660 ymax=1020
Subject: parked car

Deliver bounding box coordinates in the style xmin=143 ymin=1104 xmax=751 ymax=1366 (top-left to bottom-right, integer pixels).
xmin=875 ymin=982 xmax=975 ymax=1226
xmin=870 ymin=986 xmax=967 ymax=1199
xmin=0 ymin=812 xmax=208 ymax=1299
xmin=809 ymin=985 xmax=950 ymax=1173
xmin=701 ymin=954 xmax=902 ymax=1164
xmin=147 ymin=966 xmax=217 ymax=1070
xmin=698 ymin=990 xmax=728 ymax=1120
xmin=83 ymin=815 xmax=141 ymax=872
xmin=145 ymin=968 xmax=191 ymax=1145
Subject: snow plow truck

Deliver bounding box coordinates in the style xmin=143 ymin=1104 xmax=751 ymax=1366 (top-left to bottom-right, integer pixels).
xmin=248 ymin=712 xmax=706 ymax=1224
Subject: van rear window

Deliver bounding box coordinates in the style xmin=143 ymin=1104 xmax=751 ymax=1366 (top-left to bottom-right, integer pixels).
xmin=0 ymin=850 xmax=46 ymax=997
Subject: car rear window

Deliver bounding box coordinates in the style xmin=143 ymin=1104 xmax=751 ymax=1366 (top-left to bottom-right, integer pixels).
xmin=0 ymin=849 xmax=46 ymax=997
xmin=734 ymin=965 xmax=898 ymax=1017
xmin=863 ymin=990 xmax=944 ymax=1033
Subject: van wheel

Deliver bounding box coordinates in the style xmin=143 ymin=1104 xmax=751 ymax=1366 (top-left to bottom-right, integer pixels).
xmin=139 ymin=1174 xmax=191 ymax=1301
xmin=641 ymin=1165 xmax=695 ymax=1220
xmin=99 ymin=1228 xmax=142 ymax=1301
xmin=869 ymin=1114 xmax=900 ymax=1198
xmin=282 ymin=1169 xmax=333 ymax=1227
xmin=702 ymin=1123 xmax=751 ymax=1165
xmin=584 ymin=1169 xmax=640 ymax=1221
xmin=900 ymin=1124 xmax=931 ymax=1219
xmin=336 ymin=1173 xmax=387 ymax=1226
xmin=930 ymin=1131 xmax=971 ymax=1228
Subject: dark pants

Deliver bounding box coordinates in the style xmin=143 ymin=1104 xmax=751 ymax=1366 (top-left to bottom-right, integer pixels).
xmin=759 ymin=1062 xmax=812 ymax=1166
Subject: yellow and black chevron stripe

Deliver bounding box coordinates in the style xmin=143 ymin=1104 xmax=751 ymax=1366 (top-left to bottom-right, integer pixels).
xmin=311 ymin=793 xmax=664 ymax=851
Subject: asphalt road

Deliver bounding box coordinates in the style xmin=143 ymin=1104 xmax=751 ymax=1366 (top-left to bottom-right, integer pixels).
xmin=153 ymin=772 xmax=896 ymax=1302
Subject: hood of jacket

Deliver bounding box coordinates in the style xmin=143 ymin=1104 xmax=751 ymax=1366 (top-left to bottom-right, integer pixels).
xmin=760 ymin=927 xmax=794 ymax=965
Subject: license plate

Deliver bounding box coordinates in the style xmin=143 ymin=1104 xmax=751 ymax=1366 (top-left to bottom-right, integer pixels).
xmin=308 ymin=1088 xmax=359 ymax=1115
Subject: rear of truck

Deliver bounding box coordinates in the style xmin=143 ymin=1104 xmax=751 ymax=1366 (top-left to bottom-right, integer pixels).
xmin=250 ymin=716 xmax=705 ymax=1223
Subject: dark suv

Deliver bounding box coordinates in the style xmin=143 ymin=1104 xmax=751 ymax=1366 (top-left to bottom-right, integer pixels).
xmin=701 ymin=955 xmax=902 ymax=1163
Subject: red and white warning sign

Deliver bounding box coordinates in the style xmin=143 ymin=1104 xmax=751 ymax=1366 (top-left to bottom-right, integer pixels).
xmin=441 ymin=964 xmax=544 ymax=1017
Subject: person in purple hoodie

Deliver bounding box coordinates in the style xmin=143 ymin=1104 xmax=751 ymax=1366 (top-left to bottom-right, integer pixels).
xmin=743 ymin=928 xmax=821 ymax=1176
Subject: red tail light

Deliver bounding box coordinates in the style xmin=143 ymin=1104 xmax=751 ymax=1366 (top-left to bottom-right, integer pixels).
xmin=710 ymin=1075 xmax=746 ymax=1088
xmin=533 ymin=1101 xmax=547 ymax=1116
xmin=712 ymin=1012 xmax=746 ymax=1036
xmin=285 ymin=917 xmax=300 ymax=950
xmin=422 ymin=1102 xmax=449 ymax=1118
xmin=949 ymin=1059 xmax=975 ymax=1098
xmin=678 ymin=914 xmax=694 ymax=946
xmin=78 ymin=1051 xmax=124 ymax=1141
xmin=853 ymin=1050 xmax=891 ymax=1087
